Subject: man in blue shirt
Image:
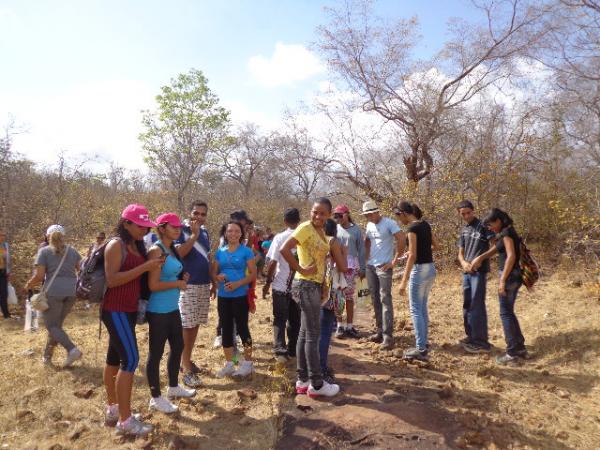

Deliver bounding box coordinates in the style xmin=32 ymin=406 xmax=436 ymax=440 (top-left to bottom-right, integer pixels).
xmin=175 ymin=200 xmax=214 ymax=387
xmin=363 ymin=201 xmax=405 ymax=350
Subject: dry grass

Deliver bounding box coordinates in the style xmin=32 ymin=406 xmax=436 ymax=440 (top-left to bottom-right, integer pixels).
xmin=1 ymin=269 xmax=599 ymax=449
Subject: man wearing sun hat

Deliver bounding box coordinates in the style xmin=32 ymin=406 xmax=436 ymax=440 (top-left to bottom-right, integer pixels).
xmin=362 ymin=200 xmax=405 ymax=350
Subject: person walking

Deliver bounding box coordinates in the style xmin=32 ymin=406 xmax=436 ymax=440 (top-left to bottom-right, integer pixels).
xmin=175 ymin=201 xmax=214 ymax=388
xmin=333 ymin=204 xmax=366 ymax=339
xmin=456 ymin=200 xmax=495 ymax=353
xmin=101 ymin=204 xmax=161 ymax=436
xmin=24 ymin=225 xmax=83 ymax=366
xmin=146 ymin=213 xmax=196 ymax=414
xmin=363 ymin=201 xmax=405 ymax=350
xmin=211 ymin=221 xmax=257 ymax=378
xmin=471 ymin=208 xmax=528 ymax=365
xmin=0 ymin=230 xmax=11 ymax=319
xmin=280 ymin=197 xmax=341 ymax=398
xmin=263 ymin=208 xmax=302 ymax=363
xmin=394 ymin=202 xmax=438 ymax=361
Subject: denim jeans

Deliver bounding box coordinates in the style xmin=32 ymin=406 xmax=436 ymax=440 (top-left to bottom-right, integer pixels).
xmin=366 ymin=265 xmax=394 ymax=338
xmin=319 ymin=308 xmax=336 ymax=373
xmin=499 ymin=272 xmax=526 ymax=356
xmin=272 ymin=290 xmax=300 ymax=357
xmin=293 ymin=279 xmax=323 ymax=386
xmin=409 ymin=263 xmax=436 ymax=351
xmin=463 ymin=272 xmax=490 ymax=348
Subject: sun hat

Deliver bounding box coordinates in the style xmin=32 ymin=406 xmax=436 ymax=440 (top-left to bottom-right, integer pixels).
xmin=361 ymin=201 xmax=380 ymax=215
xmin=46 ymin=224 xmax=66 ymax=236
xmin=121 ymin=204 xmax=156 ymax=228
xmin=333 ymin=204 xmax=350 ymax=214
xmin=155 ymin=213 xmax=183 ymax=228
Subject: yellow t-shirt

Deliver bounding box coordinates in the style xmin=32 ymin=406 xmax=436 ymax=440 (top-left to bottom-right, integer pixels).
xmin=292 ymin=221 xmax=330 ymax=283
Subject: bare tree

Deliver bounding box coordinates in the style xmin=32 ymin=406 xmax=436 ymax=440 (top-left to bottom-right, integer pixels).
xmin=317 ymin=0 xmax=547 ymax=184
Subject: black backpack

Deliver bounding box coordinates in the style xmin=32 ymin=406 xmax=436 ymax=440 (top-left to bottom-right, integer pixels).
xmin=76 ymin=238 xmax=127 ymax=302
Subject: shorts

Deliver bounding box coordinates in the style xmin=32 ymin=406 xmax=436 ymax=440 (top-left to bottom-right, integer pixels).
xmin=344 ymin=268 xmax=359 ymax=302
xmin=102 ymin=310 xmax=139 ymax=372
xmin=179 ymin=283 xmax=211 ymax=328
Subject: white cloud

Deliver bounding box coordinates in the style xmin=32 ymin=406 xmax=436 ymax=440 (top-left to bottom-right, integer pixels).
xmin=248 ymin=42 xmax=325 ymax=87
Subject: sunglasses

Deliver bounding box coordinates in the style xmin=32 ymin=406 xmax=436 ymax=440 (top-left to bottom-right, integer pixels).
xmin=333 ymin=214 xmax=343 ymax=219
xmin=192 ymin=211 xmax=207 ymax=217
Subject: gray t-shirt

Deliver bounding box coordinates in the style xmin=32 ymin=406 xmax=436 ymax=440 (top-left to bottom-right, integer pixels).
xmin=35 ymin=246 xmax=82 ymax=297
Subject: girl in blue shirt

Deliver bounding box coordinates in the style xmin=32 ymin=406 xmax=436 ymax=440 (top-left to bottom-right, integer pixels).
xmin=211 ymin=221 xmax=257 ymax=378
xmin=146 ymin=213 xmax=195 ymax=414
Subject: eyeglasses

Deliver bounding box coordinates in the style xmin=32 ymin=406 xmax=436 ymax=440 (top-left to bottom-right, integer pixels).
xmin=192 ymin=211 xmax=207 ymax=217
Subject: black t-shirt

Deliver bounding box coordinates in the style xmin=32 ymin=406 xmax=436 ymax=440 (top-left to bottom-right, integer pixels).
xmin=459 ymin=218 xmax=495 ymax=273
xmin=407 ymin=220 xmax=433 ymax=264
xmin=495 ymin=226 xmax=521 ymax=272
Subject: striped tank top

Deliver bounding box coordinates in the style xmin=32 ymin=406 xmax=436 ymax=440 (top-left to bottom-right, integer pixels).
xmin=102 ymin=250 xmax=146 ymax=312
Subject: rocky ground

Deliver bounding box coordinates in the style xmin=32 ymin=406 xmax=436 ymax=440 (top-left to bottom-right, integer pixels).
xmin=0 ymin=270 xmax=599 ymax=449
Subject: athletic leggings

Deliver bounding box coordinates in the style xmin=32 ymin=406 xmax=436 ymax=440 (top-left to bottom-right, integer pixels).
xmin=146 ymin=310 xmax=184 ymax=398
xmin=217 ymin=296 xmax=252 ymax=348
xmin=102 ymin=310 xmax=139 ymax=372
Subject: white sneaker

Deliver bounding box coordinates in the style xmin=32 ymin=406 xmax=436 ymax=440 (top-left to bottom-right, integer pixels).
xmin=167 ymin=385 xmax=196 ymax=399
xmin=64 ymin=347 xmax=82 ymax=367
xmin=295 ymin=380 xmax=310 ymax=395
xmin=232 ymin=361 xmax=254 ymax=378
xmin=216 ymin=361 xmax=235 ymax=378
xmin=307 ymin=381 xmax=340 ymax=398
xmin=149 ymin=396 xmax=178 ymax=414
xmin=116 ymin=415 xmax=153 ymax=436
xmin=213 ymin=335 xmax=222 ymax=349
xmin=105 ymin=404 xmax=142 ymax=427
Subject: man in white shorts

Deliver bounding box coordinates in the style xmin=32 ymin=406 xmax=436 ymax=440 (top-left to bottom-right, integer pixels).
xmin=175 ymin=200 xmax=214 ymax=387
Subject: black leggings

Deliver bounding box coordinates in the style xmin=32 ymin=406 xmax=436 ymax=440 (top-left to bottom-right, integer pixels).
xmin=102 ymin=310 xmax=139 ymax=372
xmin=0 ymin=270 xmax=9 ymax=318
xmin=146 ymin=310 xmax=184 ymax=398
xmin=217 ymin=296 xmax=252 ymax=348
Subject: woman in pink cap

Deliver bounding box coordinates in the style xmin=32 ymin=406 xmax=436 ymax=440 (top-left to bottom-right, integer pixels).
xmin=145 ymin=213 xmax=195 ymax=414
xmin=102 ymin=204 xmax=161 ymax=437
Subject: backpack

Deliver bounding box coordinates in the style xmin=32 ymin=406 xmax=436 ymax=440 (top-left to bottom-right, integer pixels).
xmin=519 ymin=241 xmax=540 ymax=290
xmin=76 ymin=238 xmax=127 ymax=302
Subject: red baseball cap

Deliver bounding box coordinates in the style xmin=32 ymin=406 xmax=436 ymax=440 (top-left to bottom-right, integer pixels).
xmin=121 ymin=204 xmax=156 ymax=227
xmin=155 ymin=213 xmax=183 ymax=228
xmin=333 ymin=204 xmax=350 ymax=214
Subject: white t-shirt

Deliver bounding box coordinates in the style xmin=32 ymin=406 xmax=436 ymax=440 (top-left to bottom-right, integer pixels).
xmin=266 ymin=228 xmax=295 ymax=292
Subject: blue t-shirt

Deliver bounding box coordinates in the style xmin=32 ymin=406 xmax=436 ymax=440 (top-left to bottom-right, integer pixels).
xmin=175 ymin=225 xmax=211 ymax=285
xmin=365 ymin=217 xmax=401 ymax=266
xmin=147 ymin=243 xmax=183 ymax=313
xmin=214 ymin=245 xmax=254 ymax=298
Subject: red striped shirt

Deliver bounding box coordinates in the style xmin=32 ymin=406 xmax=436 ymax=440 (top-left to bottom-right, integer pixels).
xmin=102 ymin=251 xmax=145 ymax=312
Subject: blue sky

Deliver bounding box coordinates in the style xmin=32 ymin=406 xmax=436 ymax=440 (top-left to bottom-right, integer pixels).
xmin=0 ymin=0 xmax=478 ymax=169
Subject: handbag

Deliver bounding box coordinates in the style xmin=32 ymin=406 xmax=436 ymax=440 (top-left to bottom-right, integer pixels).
xmin=31 ymin=246 xmax=70 ymax=312
xmin=7 ymin=283 xmax=18 ymax=305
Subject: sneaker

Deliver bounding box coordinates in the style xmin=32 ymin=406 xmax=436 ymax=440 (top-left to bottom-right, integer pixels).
xmin=368 ymin=332 xmax=383 ymax=343
xmin=180 ymin=361 xmax=202 ymax=375
xmin=213 ymin=335 xmax=222 ymax=349
xmin=295 ymin=380 xmax=310 ymax=394
xmin=403 ymin=347 xmax=429 ymax=361
xmin=105 ymin=405 xmax=142 ymax=427
xmin=322 ymin=368 xmax=336 ymax=384
xmin=457 ymin=337 xmax=471 ymax=346
xmin=462 ymin=343 xmax=491 ymax=354
xmin=307 ymin=381 xmax=340 ymax=398
xmin=380 ymin=336 xmax=394 ymax=350
xmin=167 ymin=385 xmax=196 ymax=398
xmin=514 ymin=349 xmax=530 ymax=359
xmin=496 ymin=354 xmax=519 ymax=365
xmin=216 ymin=361 xmax=235 ymax=378
xmin=335 ymin=326 xmax=346 ymax=339
xmin=149 ymin=396 xmax=178 ymax=414
xmin=42 ymin=344 xmax=55 ymax=365
xmin=232 ymin=361 xmax=254 ymax=378
xmin=183 ymin=372 xmax=204 ymax=388
xmin=64 ymin=347 xmax=82 ymax=367
xmin=345 ymin=326 xmax=360 ymax=339
xmin=116 ymin=415 xmax=153 ymax=436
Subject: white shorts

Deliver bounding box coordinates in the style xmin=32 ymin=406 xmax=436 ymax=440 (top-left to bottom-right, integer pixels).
xmin=179 ymin=283 xmax=211 ymax=328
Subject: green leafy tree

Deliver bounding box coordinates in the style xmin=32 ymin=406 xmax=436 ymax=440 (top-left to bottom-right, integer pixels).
xmin=140 ymin=69 xmax=230 ymax=212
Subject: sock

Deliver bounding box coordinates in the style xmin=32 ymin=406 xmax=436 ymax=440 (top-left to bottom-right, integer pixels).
xmin=337 ymin=321 xmax=345 ymax=329
xmin=346 ymin=323 xmax=353 ymax=330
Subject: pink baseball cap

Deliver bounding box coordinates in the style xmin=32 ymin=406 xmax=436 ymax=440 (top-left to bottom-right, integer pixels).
xmin=333 ymin=204 xmax=350 ymax=214
xmin=121 ymin=204 xmax=156 ymax=228
xmin=155 ymin=213 xmax=183 ymax=228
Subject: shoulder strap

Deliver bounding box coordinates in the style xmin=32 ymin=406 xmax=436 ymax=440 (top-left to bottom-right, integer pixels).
xmin=43 ymin=246 xmax=71 ymax=294
xmin=182 ymin=229 xmax=209 ymax=261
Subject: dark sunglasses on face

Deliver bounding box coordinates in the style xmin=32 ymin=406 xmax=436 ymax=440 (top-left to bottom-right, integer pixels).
xmin=192 ymin=211 xmax=207 ymax=217
xmin=333 ymin=214 xmax=343 ymax=219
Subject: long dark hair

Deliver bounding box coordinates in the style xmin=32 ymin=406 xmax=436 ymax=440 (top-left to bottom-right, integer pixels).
xmin=482 ymin=208 xmax=513 ymax=229
xmin=395 ymin=201 xmax=423 ymax=220
xmin=114 ymin=218 xmax=147 ymax=259
xmin=324 ymin=218 xmax=338 ymax=238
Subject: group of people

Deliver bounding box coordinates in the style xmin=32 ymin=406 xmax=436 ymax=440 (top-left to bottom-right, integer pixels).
xmin=0 ymin=196 xmax=529 ymax=437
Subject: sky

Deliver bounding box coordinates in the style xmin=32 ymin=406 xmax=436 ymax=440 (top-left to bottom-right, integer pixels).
xmin=0 ymin=0 xmax=479 ymax=170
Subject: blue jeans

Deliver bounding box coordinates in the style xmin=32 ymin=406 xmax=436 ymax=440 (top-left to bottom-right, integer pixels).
xmin=463 ymin=272 xmax=490 ymax=348
xmin=293 ymin=279 xmax=323 ymax=386
xmin=499 ymin=272 xmax=526 ymax=356
xmin=409 ymin=263 xmax=436 ymax=351
xmin=319 ymin=308 xmax=336 ymax=373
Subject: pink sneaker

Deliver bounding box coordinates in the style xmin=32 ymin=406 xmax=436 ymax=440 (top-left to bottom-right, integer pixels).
xmin=295 ymin=380 xmax=310 ymax=394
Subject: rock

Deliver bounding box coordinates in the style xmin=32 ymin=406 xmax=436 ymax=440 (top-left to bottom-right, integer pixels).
xmin=16 ymin=410 xmax=34 ymax=419
xmin=19 ymin=349 xmax=35 ymax=357
xmin=556 ymin=431 xmax=569 ymax=440
xmin=73 ymin=388 xmax=95 ymax=399
xmin=238 ymin=417 xmax=252 ymax=426
xmin=557 ymin=390 xmax=570 ymax=399
xmin=168 ymin=436 xmax=186 ymax=450
xmin=237 ymin=388 xmax=258 ymax=401
xmin=437 ymin=385 xmax=454 ymax=399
